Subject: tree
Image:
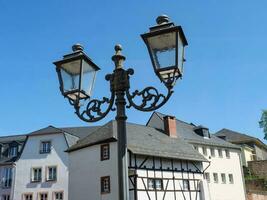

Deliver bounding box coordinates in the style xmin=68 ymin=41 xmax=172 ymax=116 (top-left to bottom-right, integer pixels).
xmin=259 ymin=110 xmax=267 ymax=140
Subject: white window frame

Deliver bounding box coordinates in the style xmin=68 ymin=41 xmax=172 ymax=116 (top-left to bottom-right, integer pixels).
xmin=183 ymin=180 xmax=190 ymax=190
xmin=221 ymin=173 xmax=226 ymax=184
xmin=218 ymin=149 xmax=223 ymax=157
xmin=225 ymin=149 xmax=230 ymax=158
xmin=46 ymin=166 xmax=57 ymax=182
xmin=38 ymin=192 xmax=48 ymax=200
xmin=53 ymin=191 xmax=64 ymax=200
xmin=204 ymin=172 xmax=210 ymax=183
xmin=213 ymin=173 xmax=218 ymax=183
xmin=100 ymin=144 xmax=110 ymax=161
xmin=101 ymin=176 xmax=110 ymax=194
xmin=40 ymin=141 xmax=51 ymax=154
xmin=229 ymin=174 xmax=234 ymax=184
xmin=202 ymin=147 xmax=207 ymax=155
xmin=23 ymin=193 xmax=33 ymax=200
xmin=210 ymin=148 xmax=215 ymax=157
xmin=2 ymin=168 xmax=12 ymax=188
xmin=8 ymin=146 xmax=17 ymax=158
xmin=31 ymin=167 xmax=42 ymax=182
xmin=147 ymin=178 xmax=163 ymax=190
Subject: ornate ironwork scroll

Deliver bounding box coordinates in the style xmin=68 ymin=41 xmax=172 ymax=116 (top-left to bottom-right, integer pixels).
xmin=126 ymin=86 xmax=173 ymax=112
xmin=73 ymin=92 xmax=115 ymax=122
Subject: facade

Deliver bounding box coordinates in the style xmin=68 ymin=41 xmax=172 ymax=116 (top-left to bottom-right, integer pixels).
xmin=67 ymin=120 xmax=210 ymax=200
xmin=0 ymin=134 xmax=26 ymax=200
xmin=12 ymin=126 xmax=76 ymax=200
xmin=0 ymin=114 xmax=251 ymax=200
xmin=215 ymin=128 xmax=267 ymax=167
xmin=6 ymin=125 xmax=97 ymax=200
xmin=147 ymin=112 xmax=246 ymax=200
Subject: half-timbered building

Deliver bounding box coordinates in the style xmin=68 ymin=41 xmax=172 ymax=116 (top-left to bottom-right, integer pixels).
xmin=67 ymin=120 xmax=210 ymax=200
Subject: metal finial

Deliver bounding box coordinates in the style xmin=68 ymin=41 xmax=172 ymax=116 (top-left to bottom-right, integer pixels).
xmin=72 ymin=43 xmax=84 ymax=52
xmin=112 ymin=44 xmax=125 ymax=69
xmin=156 ymin=15 xmax=170 ymax=25
xmin=114 ymin=44 xmax=123 ymax=55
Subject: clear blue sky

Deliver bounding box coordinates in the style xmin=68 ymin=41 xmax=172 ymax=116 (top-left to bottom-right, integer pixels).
xmin=0 ymin=0 xmax=266 ymax=141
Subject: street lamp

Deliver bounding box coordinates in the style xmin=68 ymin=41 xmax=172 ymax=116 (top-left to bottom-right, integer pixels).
xmin=53 ymin=15 xmax=187 ymax=200
xmin=141 ymin=15 xmax=188 ymax=87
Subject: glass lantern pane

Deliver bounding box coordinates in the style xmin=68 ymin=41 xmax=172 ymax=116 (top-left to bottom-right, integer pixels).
xmin=178 ymin=32 xmax=185 ymax=74
xmin=60 ymin=60 xmax=81 ymax=93
xmin=148 ymin=31 xmax=176 ymax=69
xmin=81 ymin=60 xmax=97 ymax=97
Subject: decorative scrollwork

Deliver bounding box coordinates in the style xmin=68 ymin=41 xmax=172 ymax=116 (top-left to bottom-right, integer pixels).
xmin=73 ymin=92 xmax=115 ymax=122
xmin=126 ymin=86 xmax=173 ymax=112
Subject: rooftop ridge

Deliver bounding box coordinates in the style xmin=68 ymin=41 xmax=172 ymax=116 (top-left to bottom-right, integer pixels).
xmin=0 ymin=133 xmax=27 ymax=138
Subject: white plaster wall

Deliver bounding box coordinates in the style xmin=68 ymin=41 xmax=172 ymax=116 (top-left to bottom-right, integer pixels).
xmin=198 ymin=146 xmax=246 ymax=200
xmin=69 ymin=142 xmax=118 ymax=200
xmin=243 ymin=147 xmax=254 ymax=166
xmin=13 ymin=133 xmax=69 ymax=200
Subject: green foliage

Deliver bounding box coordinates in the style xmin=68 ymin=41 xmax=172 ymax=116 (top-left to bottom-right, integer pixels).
xmin=259 ymin=110 xmax=267 ymax=140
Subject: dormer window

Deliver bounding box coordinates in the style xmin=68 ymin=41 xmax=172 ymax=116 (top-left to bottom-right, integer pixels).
xmin=8 ymin=146 xmax=17 ymax=158
xmin=194 ymin=126 xmax=210 ymax=138
xmin=40 ymin=141 xmax=51 ymax=154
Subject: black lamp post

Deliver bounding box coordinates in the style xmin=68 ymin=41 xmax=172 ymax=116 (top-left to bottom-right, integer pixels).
xmin=54 ymin=15 xmax=187 ymax=200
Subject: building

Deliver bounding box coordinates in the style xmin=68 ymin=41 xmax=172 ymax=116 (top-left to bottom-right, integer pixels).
xmin=215 ymin=128 xmax=267 ymax=167
xmin=0 ymin=114 xmax=248 ymax=200
xmin=67 ymin=120 xmax=211 ymax=200
xmin=147 ymin=112 xmax=246 ymax=200
xmin=0 ymin=134 xmax=26 ymax=200
xmin=9 ymin=125 xmax=98 ymax=200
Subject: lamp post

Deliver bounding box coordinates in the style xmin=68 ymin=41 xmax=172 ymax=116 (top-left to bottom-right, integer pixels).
xmin=53 ymin=15 xmax=187 ymax=200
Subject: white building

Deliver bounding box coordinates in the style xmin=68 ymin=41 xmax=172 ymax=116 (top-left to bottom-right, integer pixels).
xmin=215 ymin=128 xmax=267 ymax=167
xmin=147 ymin=112 xmax=246 ymax=200
xmin=11 ymin=125 xmax=97 ymax=200
xmin=67 ymin=120 xmax=210 ymax=200
xmin=0 ymin=135 xmax=26 ymax=200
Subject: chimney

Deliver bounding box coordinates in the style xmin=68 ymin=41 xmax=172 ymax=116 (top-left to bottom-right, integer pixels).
xmin=163 ymin=116 xmax=177 ymax=138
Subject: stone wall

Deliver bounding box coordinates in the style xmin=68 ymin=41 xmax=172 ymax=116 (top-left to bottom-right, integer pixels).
xmin=248 ymin=160 xmax=267 ymax=179
xmin=247 ymin=191 xmax=267 ymax=200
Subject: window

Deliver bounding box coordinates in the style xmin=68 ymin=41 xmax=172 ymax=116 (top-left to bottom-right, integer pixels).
xmin=155 ymin=179 xmax=163 ymax=190
xmin=183 ymin=180 xmax=190 ymax=190
xmin=229 ymin=174 xmax=234 ymax=184
xmin=210 ymin=148 xmax=215 ymax=157
xmin=40 ymin=141 xmax=51 ymax=154
xmin=101 ymin=176 xmax=110 ymax=194
xmin=101 ymin=144 xmax=110 ymax=161
xmin=148 ymin=178 xmax=154 ymax=189
xmin=204 ymin=172 xmax=210 ymax=182
xmin=32 ymin=168 xmax=42 ymax=182
xmin=2 ymin=195 xmax=10 ymax=200
xmin=225 ymin=149 xmax=230 ymax=158
xmin=202 ymin=147 xmax=207 ymax=155
xmin=221 ymin=173 xmax=226 ymax=184
xmin=193 ymin=145 xmax=198 ymax=150
xmin=213 ymin=173 xmax=218 ymax=183
xmin=54 ymin=192 xmax=63 ymax=200
xmin=218 ymin=149 xmax=223 ymax=157
xmin=47 ymin=166 xmax=57 ymax=181
xmin=2 ymin=168 xmax=12 ymax=188
xmin=24 ymin=194 xmax=33 ymax=200
xmin=147 ymin=178 xmax=163 ymax=190
xmin=39 ymin=193 xmax=48 ymax=200
xmin=8 ymin=146 xmax=17 ymax=157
